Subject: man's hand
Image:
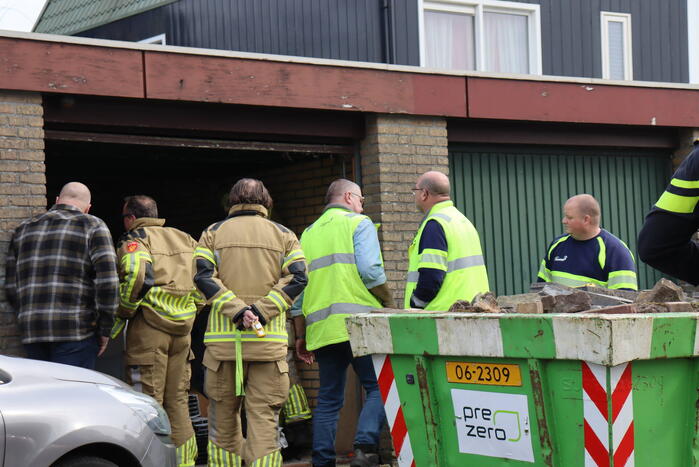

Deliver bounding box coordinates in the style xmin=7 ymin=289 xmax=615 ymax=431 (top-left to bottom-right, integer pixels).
xmin=241 ymin=308 xmax=257 ymax=329
xmin=97 ymin=336 xmax=109 ymax=357
xmin=295 ymin=338 xmax=314 ymax=365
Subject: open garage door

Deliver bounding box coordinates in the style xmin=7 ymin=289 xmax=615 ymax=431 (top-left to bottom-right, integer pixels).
xmin=44 ymin=134 xmax=353 ymax=240
xmin=449 ymin=145 xmax=672 ymax=295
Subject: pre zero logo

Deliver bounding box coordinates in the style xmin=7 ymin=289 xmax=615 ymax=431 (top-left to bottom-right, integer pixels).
xmin=451 ymin=389 xmax=534 ymax=463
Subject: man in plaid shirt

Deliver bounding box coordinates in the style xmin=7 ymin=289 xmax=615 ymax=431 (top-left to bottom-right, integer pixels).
xmin=5 ymin=182 xmax=119 ymax=369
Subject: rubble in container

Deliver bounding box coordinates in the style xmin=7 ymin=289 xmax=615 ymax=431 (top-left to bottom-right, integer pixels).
xmin=445 ymin=278 xmax=699 ymax=314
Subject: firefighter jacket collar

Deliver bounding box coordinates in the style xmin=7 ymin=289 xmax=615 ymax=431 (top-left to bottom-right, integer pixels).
xmin=228 ymin=203 xmax=268 ymax=218
xmin=129 ymin=217 xmax=166 ymax=230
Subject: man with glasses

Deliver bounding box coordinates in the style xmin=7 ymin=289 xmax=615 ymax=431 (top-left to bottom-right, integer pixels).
xmin=5 ymin=182 xmax=119 ymax=369
xmin=292 ymin=178 xmax=394 ymax=467
xmin=406 ymin=171 xmax=490 ymax=310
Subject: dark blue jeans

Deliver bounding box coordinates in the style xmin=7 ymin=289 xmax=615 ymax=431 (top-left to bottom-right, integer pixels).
xmin=312 ymin=341 xmax=386 ymax=467
xmin=24 ymin=335 xmax=99 ymax=370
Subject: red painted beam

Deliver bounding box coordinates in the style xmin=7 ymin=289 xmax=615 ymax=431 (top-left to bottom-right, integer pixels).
xmin=467 ymin=77 xmax=699 ymax=127
xmin=0 ymin=37 xmax=144 ymax=98
xmin=144 ymin=52 xmax=467 ymax=117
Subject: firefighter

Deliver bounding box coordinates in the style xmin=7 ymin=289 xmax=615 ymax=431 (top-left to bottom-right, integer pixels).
xmin=194 ymin=178 xmax=307 ymax=467
xmin=113 ymin=195 xmax=201 ymax=467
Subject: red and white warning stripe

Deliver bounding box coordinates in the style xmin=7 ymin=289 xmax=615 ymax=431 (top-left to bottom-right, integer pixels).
xmin=582 ymin=361 xmax=634 ymax=467
xmin=373 ymin=354 xmax=416 ymax=467
xmin=610 ymin=363 xmax=634 ymax=467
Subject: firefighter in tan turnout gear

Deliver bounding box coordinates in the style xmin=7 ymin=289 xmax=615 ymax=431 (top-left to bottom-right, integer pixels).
xmin=194 ymin=178 xmax=307 ymax=467
xmin=113 ymin=195 xmax=201 ymax=467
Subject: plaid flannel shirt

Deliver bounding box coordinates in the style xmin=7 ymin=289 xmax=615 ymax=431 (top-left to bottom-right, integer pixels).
xmin=4 ymin=204 xmax=119 ymax=343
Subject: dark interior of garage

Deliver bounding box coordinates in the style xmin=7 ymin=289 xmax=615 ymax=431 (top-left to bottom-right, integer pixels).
xmin=44 ymin=139 xmax=350 ymax=241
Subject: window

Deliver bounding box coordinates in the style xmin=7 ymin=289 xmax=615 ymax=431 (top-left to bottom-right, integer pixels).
xmin=420 ymin=0 xmax=542 ymax=75
xmin=139 ymin=33 xmax=167 ymax=45
xmin=601 ymin=12 xmax=632 ymax=80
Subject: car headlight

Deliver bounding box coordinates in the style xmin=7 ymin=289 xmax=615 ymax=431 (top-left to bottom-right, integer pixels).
xmin=99 ymin=385 xmax=172 ymax=436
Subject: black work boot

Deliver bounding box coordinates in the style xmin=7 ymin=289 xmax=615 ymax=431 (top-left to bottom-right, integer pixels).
xmin=349 ymin=445 xmax=380 ymax=467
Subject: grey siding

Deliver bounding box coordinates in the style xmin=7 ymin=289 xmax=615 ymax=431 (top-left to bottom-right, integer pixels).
xmin=508 ymin=0 xmax=689 ymax=82
xmin=79 ymin=0 xmax=687 ymax=83
xmin=79 ymin=0 xmax=420 ymax=66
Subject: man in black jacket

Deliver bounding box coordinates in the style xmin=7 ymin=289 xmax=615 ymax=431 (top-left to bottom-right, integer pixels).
xmin=638 ymin=143 xmax=699 ymax=284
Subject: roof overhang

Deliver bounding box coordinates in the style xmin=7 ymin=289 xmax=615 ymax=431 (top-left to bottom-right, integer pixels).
xmin=1 ymin=30 xmax=699 ymax=128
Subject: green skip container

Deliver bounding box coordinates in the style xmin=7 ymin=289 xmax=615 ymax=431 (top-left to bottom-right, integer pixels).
xmin=346 ymin=311 xmax=699 ymax=467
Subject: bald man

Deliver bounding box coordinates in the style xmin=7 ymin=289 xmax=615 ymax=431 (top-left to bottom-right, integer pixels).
xmin=538 ymin=194 xmax=637 ymax=290
xmin=406 ymin=171 xmax=490 ymax=310
xmin=5 ymin=182 xmax=119 ymax=369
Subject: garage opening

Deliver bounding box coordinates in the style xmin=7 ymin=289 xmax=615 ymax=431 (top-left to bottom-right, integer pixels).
xmin=43 ymin=130 xmax=363 ymax=456
xmin=44 ymin=137 xmax=352 ymax=240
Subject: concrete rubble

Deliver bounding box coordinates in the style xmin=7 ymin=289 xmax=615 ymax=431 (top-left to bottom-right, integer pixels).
xmin=445 ymin=279 xmax=697 ymax=314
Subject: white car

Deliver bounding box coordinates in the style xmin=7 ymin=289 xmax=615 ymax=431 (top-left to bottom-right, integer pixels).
xmin=0 ymin=355 xmax=176 ymax=467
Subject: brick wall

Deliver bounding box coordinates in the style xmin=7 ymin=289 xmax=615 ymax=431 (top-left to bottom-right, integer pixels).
xmin=360 ymin=114 xmax=449 ymax=305
xmin=258 ymin=155 xmax=348 ymax=238
xmin=0 ymin=91 xmax=46 ymax=357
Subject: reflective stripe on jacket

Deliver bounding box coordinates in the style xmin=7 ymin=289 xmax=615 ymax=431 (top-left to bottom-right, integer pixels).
xmin=194 ymin=204 xmax=307 ymax=362
xmin=300 ymin=207 xmax=381 ymax=351
xmin=404 ymin=201 xmax=490 ymax=310
xmin=537 ymin=232 xmax=638 ymax=290
xmin=114 ymin=217 xmax=202 ymax=337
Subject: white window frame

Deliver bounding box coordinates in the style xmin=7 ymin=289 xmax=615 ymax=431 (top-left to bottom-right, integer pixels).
xmin=138 ymin=33 xmax=167 ymax=45
xmin=418 ymin=0 xmax=542 ymax=75
xmin=689 ymin=0 xmax=699 ymax=83
xmin=600 ymin=12 xmax=633 ymax=80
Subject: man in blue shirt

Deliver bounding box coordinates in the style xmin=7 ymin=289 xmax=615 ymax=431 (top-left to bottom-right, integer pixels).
xmin=538 ymin=194 xmax=638 ymax=290
xmin=292 ymin=179 xmax=394 ymax=467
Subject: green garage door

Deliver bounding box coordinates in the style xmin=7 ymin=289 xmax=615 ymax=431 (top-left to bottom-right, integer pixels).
xmin=449 ymin=145 xmax=671 ymax=295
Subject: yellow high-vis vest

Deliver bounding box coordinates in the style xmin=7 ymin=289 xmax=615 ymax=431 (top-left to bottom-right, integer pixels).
xmin=404 ymin=201 xmax=490 ymax=310
xmin=300 ymin=207 xmax=381 ymax=351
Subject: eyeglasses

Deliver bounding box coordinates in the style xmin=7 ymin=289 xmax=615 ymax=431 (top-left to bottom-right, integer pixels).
xmin=411 ymin=187 xmax=426 ymax=194
xmin=348 ymin=192 xmax=365 ymax=206
xmin=122 ymin=213 xmax=134 ymax=218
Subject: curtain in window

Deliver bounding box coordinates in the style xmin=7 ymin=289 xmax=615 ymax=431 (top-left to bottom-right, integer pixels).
xmin=484 ymin=12 xmax=528 ymax=74
xmin=424 ymin=10 xmax=475 ymax=70
xmin=607 ymin=21 xmax=625 ymax=79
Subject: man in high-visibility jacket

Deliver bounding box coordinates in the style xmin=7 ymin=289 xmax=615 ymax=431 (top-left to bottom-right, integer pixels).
xmin=406 ymin=171 xmax=490 ymax=310
xmin=194 ymin=179 xmax=307 ymax=467
xmin=638 ymin=143 xmax=699 ymax=283
xmin=114 ymin=195 xmax=202 ymax=467
xmin=538 ymin=194 xmax=637 ymax=290
xmin=292 ymin=178 xmax=394 ymax=467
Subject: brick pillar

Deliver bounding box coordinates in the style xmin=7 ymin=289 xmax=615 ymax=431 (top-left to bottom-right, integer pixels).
xmin=0 ymin=91 xmax=46 ymax=356
xmin=360 ymin=114 xmax=449 ymax=306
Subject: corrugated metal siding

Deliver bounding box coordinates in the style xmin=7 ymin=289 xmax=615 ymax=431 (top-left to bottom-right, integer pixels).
xmin=508 ymin=0 xmax=689 ymax=82
xmin=77 ymin=0 xmax=686 ymax=81
xmin=79 ymin=0 xmax=420 ymax=65
xmin=449 ymin=145 xmax=670 ymax=296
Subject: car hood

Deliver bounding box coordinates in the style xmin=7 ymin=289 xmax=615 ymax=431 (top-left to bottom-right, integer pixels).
xmin=0 ymin=355 xmax=126 ymax=386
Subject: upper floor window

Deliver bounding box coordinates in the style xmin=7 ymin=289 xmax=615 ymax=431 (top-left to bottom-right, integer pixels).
xmin=420 ymin=0 xmax=542 ymax=75
xmin=139 ymin=33 xmax=167 ymax=45
xmin=601 ymin=12 xmax=632 ymax=80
